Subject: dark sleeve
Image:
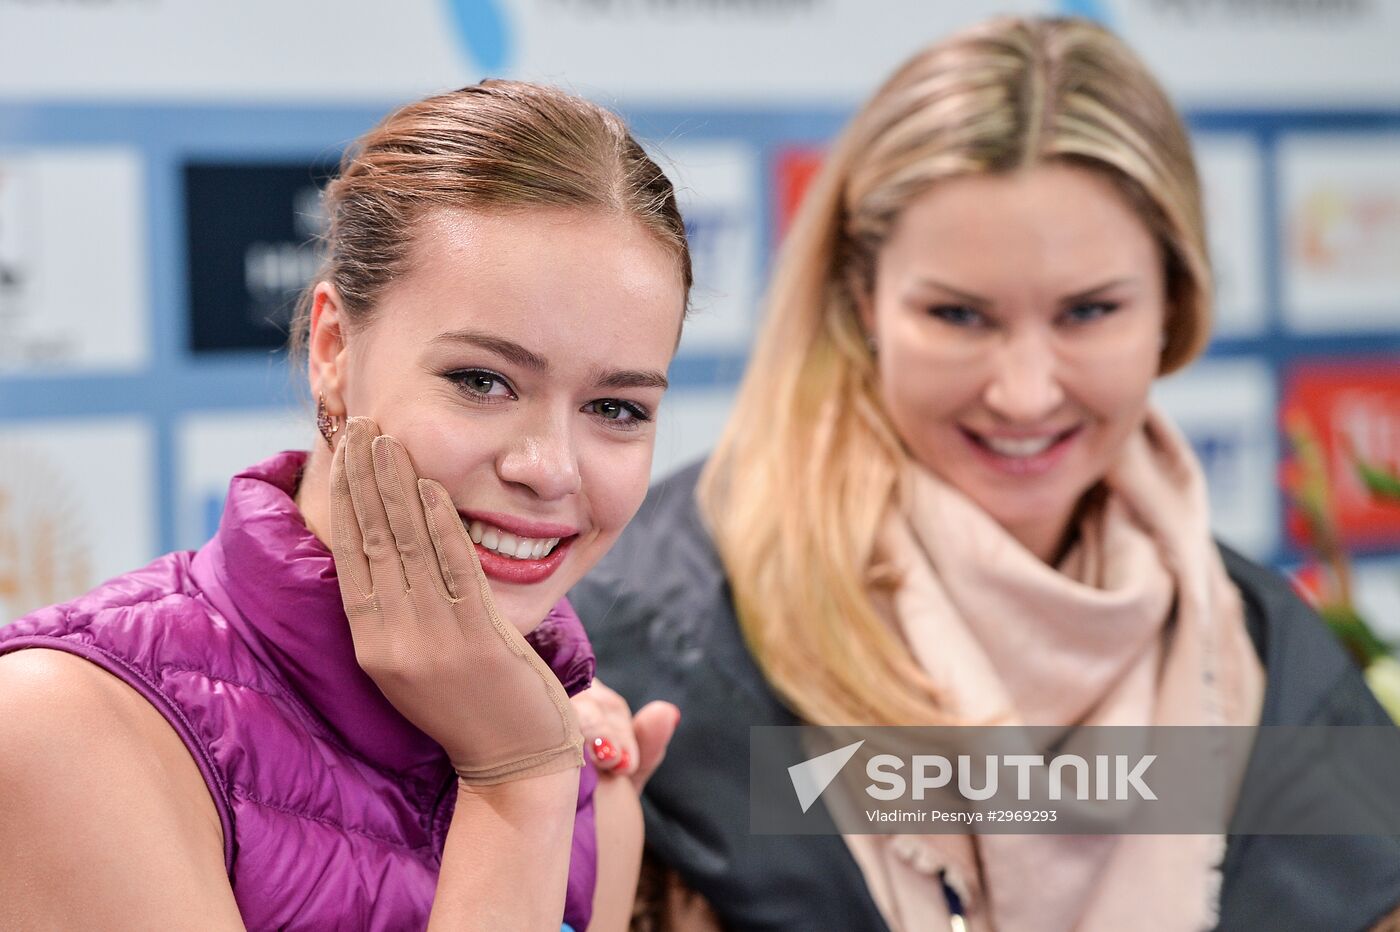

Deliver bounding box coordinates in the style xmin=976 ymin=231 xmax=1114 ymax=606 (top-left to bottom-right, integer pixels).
xmin=570 ymin=462 xmax=889 ymax=932
xmin=1216 ymin=545 xmax=1400 ymax=932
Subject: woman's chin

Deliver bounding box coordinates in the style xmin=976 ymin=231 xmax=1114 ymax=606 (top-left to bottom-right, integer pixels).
xmin=481 ymin=587 xmax=557 ymax=637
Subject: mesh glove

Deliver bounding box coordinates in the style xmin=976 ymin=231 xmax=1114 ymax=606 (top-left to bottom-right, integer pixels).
xmin=330 ymin=416 xmax=583 ymax=785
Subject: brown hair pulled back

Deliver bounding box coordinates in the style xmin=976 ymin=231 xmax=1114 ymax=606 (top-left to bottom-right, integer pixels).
xmin=291 ymin=79 xmax=691 ymax=354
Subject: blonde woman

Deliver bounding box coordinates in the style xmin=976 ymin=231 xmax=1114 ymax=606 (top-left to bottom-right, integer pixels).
xmin=571 ymin=16 xmax=1400 ymax=932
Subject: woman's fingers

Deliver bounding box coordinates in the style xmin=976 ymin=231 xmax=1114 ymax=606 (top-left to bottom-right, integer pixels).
xmin=328 ymin=420 xmax=374 ymax=606
xmin=328 ymin=422 xmax=581 ymax=785
xmin=418 ymin=477 xmax=495 ymax=612
xmin=340 ymin=417 xmax=403 ymax=604
xmin=574 ymin=683 xmax=681 ymax=789
xmin=371 ymin=435 xmax=444 ymax=598
xmin=628 ymin=701 xmax=680 ymax=792
xmin=573 ymin=682 xmax=635 ymax=772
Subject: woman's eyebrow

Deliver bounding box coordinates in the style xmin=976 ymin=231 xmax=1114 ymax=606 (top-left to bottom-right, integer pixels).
xmin=592 ymin=368 xmax=669 ymax=392
xmin=430 ymin=329 xmax=549 ymax=371
xmin=429 ymin=329 xmax=667 ymax=391
xmin=912 ymin=277 xmax=991 ymax=306
xmin=911 ymin=277 xmax=1136 ymax=306
xmin=1058 ymin=278 xmax=1134 ymax=304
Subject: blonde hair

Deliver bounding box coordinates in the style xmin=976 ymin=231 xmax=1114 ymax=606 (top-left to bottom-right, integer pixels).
xmin=698 ymin=16 xmax=1212 ymax=726
xmin=291 ymin=80 xmax=691 ymax=353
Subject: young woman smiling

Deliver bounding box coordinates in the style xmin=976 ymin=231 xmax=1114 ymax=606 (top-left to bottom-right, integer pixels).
xmin=0 ymin=81 xmax=690 ymax=931
xmin=571 ymin=16 xmax=1400 ymax=932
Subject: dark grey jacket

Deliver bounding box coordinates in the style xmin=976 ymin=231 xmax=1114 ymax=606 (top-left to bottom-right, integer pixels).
xmin=571 ymin=460 xmax=1400 ymax=931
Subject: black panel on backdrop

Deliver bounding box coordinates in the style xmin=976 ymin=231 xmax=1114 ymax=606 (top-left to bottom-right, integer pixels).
xmin=184 ymin=161 xmax=335 ymax=354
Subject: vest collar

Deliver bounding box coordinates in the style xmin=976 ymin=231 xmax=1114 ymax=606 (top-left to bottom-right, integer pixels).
xmin=190 ymin=450 xmax=595 ymax=782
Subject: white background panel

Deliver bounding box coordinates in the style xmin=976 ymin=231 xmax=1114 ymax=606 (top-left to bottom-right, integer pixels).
xmin=1193 ymin=133 xmax=1266 ymax=338
xmin=1153 ymin=358 xmax=1278 ymax=559
xmin=1105 ymin=0 xmax=1400 ymax=108
xmin=1355 ymin=557 xmax=1400 ymax=644
xmin=2 ymin=1 xmax=1397 ymax=106
xmin=657 ymin=141 xmax=762 ymax=354
xmin=0 ymin=418 xmax=155 ymax=623
xmin=0 ymin=148 xmax=148 ymax=374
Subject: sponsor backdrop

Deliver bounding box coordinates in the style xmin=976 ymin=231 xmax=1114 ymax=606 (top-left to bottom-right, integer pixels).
xmin=1 ymin=0 xmax=1398 ymax=634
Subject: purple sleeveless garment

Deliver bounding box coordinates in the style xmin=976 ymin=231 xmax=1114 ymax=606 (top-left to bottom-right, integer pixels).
xmin=0 ymin=451 xmax=598 ymax=930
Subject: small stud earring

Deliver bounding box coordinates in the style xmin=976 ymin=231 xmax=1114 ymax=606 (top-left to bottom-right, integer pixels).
xmin=316 ymin=393 xmax=342 ymax=449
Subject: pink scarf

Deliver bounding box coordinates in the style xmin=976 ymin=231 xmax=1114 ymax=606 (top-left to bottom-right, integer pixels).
xmin=845 ymin=409 xmax=1265 ymax=932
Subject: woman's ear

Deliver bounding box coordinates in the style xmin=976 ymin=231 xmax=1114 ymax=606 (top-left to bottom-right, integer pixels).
xmin=308 ymin=282 xmax=350 ymax=417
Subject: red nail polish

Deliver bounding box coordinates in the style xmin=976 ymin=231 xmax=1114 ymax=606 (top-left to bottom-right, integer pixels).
xmin=617 ymin=749 xmax=631 ymax=771
xmin=591 ymin=736 xmax=618 ymax=765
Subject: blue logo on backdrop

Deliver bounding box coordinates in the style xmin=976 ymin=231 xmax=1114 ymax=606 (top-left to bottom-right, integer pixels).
xmin=683 ymin=212 xmax=738 ymax=277
xmin=204 ymin=492 xmax=226 ymax=541
xmin=444 ymin=0 xmax=514 ymax=74
xmin=1190 ymin=430 xmax=1246 ymax=499
xmin=1057 ymin=0 xmax=1114 ymax=25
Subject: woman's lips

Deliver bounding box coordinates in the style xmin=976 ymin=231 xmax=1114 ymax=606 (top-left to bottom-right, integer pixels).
xmin=960 ymin=425 xmax=1082 ymax=477
xmin=472 ymin=533 xmax=576 ymax=585
xmin=456 ymin=510 xmax=581 ymax=585
xmin=459 ymin=510 xmax=579 ymax=539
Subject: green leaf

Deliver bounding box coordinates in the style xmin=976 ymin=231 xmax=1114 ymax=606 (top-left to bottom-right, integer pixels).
xmin=1320 ymin=602 xmax=1393 ymax=667
xmin=1355 ymin=458 xmax=1400 ymax=503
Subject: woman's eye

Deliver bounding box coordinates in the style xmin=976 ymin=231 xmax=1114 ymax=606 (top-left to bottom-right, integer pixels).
xmin=929 ymin=304 xmax=986 ymax=327
xmin=447 ymin=369 xmax=515 ymax=400
xmin=1062 ymin=301 xmax=1120 ymax=324
xmin=584 ymin=399 xmax=651 ymax=429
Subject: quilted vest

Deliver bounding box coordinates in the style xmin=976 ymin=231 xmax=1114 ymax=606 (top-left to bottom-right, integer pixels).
xmin=0 ymin=451 xmax=598 ymax=930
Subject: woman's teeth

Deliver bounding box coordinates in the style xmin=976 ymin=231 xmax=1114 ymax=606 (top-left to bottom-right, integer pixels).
xmin=467 ymin=521 xmax=561 ymax=561
xmin=982 ymin=435 xmax=1057 ymax=458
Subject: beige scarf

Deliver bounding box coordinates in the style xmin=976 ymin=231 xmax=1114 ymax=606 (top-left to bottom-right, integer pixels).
xmin=844 ymin=408 xmax=1265 ymax=932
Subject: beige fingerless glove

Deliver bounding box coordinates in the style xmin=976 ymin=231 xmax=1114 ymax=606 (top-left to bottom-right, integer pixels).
xmin=330 ymin=417 xmax=583 ymax=785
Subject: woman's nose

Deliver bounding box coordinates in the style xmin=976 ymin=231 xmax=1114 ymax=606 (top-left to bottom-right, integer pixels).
xmin=981 ymin=330 xmax=1066 ymax=423
xmin=496 ymin=417 xmax=582 ymax=501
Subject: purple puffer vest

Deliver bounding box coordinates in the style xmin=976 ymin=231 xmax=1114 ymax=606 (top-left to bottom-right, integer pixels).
xmin=0 ymin=451 xmax=598 ymax=930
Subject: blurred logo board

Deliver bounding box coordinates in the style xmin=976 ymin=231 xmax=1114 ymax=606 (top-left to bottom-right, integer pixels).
xmin=1281 ymin=134 xmax=1400 ymax=334
xmin=1193 ymin=133 xmax=1266 ymax=338
xmin=1153 ymin=358 xmax=1278 ymax=559
xmin=0 ymin=148 xmax=148 ymax=375
xmin=1057 ymin=0 xmax=1111 ymax=23
xmin=185 ymin=162 xmax=330 ymax=354
xmin=176 ymin=409 xmax=312 ymax=551
xmin=0 ymin=419 xmax=155 ymax=624
xmin=1284 ymin=360 xmax=1400 ymax=551
xmin=653 ymin=142 xmax=761 ymax=355
xmin=0 ymin=160 xmax=33 ymax=333
xmin=443 ymin=0 xmax=512 ymax=72
xmin=1079 ymin=0 xmax=1399 ymax=107
xmin=3 ymin=1 xmax=1398 ymax=106
xmin=774 ymin=146 xmax=825 ymax=243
